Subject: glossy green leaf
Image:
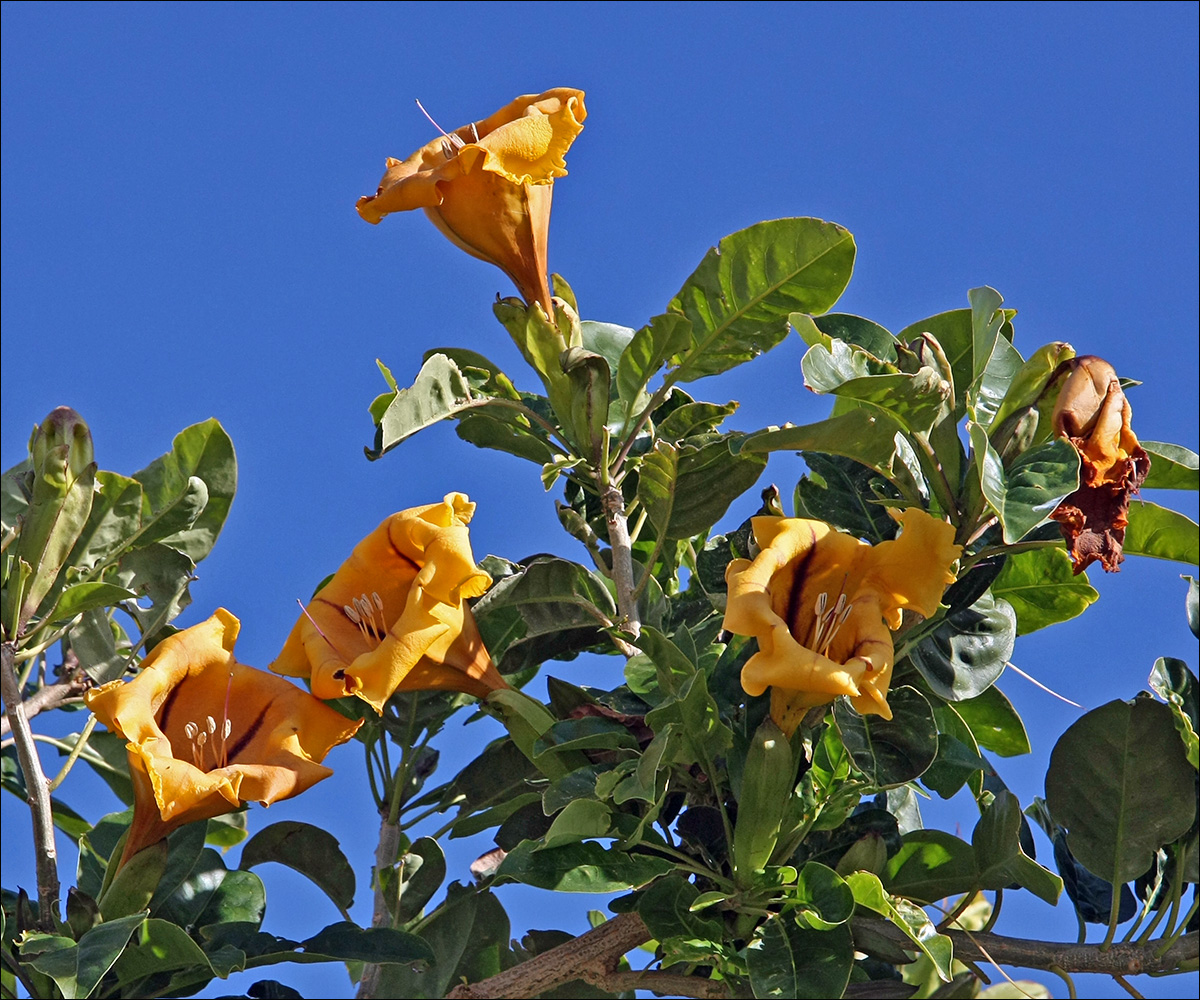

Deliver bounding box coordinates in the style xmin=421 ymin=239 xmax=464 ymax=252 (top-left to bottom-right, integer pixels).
xmin=65 ymin=470 xmax=144 ymax=569
xmin=953 ymin=685 xmax=1030 ymax=757
xmin=1149 ymin=657 xmax=1199 ymax=770
xmin=375 ymin=885 xmax=506 ymax=998
xmin=907 ymin=592 xmax=1016 ymax=702
xmin=790 ymin=862 xmax=855 ymax=929
xmin=741 ymin=407 xmax=926 ymax=501
xmin=802 ymin=311 xmax=899 ymax=361
xmin=70 ymin=609 xmax=132 ymax=685
xmin=368 ymin=353 xmax=479 ymax=459
xmin=455 ymin=409 xmax=558 ymax=466
xmin=792 ymin=452 xmax=900 ymax=544
xmin=616 ymin=312 xmax=693 ymax=408
xmin=496 ymin=839 xmax=673 ymax=892
xmin=969 ymin=425 xmax=1079 ymax=544
xmin=991 ymin=546 xmax=1098 ymax=635
xmin=23 ymin=912 xmax=145 ymax=1000
xmin=989 ymin=341 xmax=1075 ymax=433
xmin=834 ymin=686 xmax=938 ymax=786
xmin=638 ymin=434 xmax=767 ymax=540
xmin=638 ymin=874 xmax=724 ymax=943
xmin=472 ymin=556 xmax=616 ymax=661
xmin=885 ymin=830 xmax=978 ymax=903
xmin=580 ymin=320 xmax=635 ymax=378
xmin=668 ymin=218 xmax=856 ymax=383
xmin=132 ymin=418 xmax=235 ymax=562
xmin=110 ymin=917 xmax=213 ymax=996
xmin=1123 ymin=501 xmax=1199 ymax=564
xmin=48 ymin=582 xmax=138 ymax=623
xmin=1141 ymin=440 xmax=1200 ymax=490
xmin=746 ymin=915 xmax=853 ymax=999
xmin=923 ymin=705 xmax=988 ymax=799
xmin=239 ymin=821 xmax=355 ymax=918
xmin=973 ymin=790 xmax=1061 ymax=904
xmin=1046 ymin=696 xmax=1197 ymax=884
xmin=539 ymin=799 xmax=614 ymax=850
xmin=533 ymin=717 xmax=640 ymax=758
xmin=656 ymin=399 xmax=739 ymax=441
xmin=844 ymin=872 xmax=954 ymax=980
xmin=970 ymin=329 xmax=1024 ymax=429
xmin=300 ymin=920 xmax=434 ymax=964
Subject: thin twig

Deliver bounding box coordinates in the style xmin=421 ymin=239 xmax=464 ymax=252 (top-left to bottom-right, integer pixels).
xmin=1 ymin=642 xmax=60 ymax=930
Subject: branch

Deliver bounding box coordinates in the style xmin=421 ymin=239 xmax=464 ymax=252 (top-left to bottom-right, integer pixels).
xmin=601 ymin=484 xmax=640 ymax=642
xmin=446 ymin=911 xmax=652 ymax=999
xmin=355 ymin=812 xmax=402 ymax=999
xmin=0 ymin=660 xmax=89 ymax=739
xmin=948 ymin=929 xmax=1198 ymax=977
xmin=1 ymin=642 xmax=60 ymax=930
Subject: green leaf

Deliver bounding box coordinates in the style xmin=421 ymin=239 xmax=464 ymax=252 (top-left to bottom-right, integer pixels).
xmin=793 ymin=452 xmax=901 ymax=544
xmin=923 ymin=706 xmax=988 ymax=800
xmin=804 ymin=312 xmax=899 ymax=361
xmin=472 ymin=556 xmax=616 ymax=662
xmin=638 ymin=874 xmax=724 ymax=942
xmin=114 ymin=542 xmax=196 ymax=639
xmin=1123 ymin=501 xmax=1200 ymax=564
xmin=368 ymin=353 xmax=479 ymax=459
xmin=886 ymin=831 xmax=979 ymax=904
xmin=374 ymin=885 xmax=506 ymax=998
xmin=740 ymin=408 xmax=926 ymax=501
xmin=969 ymin=426 xmax=1079 ymax=544
xmin=65 ymin=470 xmax=144 ymax=569
xmin=637 ymin=434 xmax=767 ymax=540
xmin=844 ymin=871 xmax=954 ymax=980
xmin=656 ymin=399 xmax=739 ymax=441
xmin=23 ymin=912 xmax=145 ymax=1000
xmin=533 ymin=717 xmax=640 ymax=759
xmin=1141 ymin=441 xmax=1200 ymax=490
xmin=132 ymin=418 xmax=236 ymax=562
xmin=496 ymin=839 xmax=673 ymax=892
xmin=992 ymin=547 xmax=1099 ymax=635
xmin=579 ymin=320 xmax=636 ymax=382
xmin=300 ymin=921 xmax=433 ymax=965
xmin=70 ymin=609 xmax=132 ymax=685
xmin=668 ymin=218 xmax=856 ymax=383
xmin=790 ymin=862 xmax=855 ymax=930
xmin=239 ymin=821 xmax=354 ymax=918
xmin=973 ymin=790 xmax=1062 ymax=904
xmin=1046 ymin=696 xmax=1198 ymax=884
xmin=746 ymin=916 xmax=853 ymax=999
xmin=834 ymin=687 xmax=938 ymax=786
xmin=390 ymin=836 xmax=446 ymax=923
xmin=110 ymin=917 xmax=213 ymax=996
xmin=906 ymin=593 xmax=1016 ymax=702
xmin=1148 ymin=658 xmax=1199 ymax=770
xmin=455 ymin=410 xmax=557 ymax=466
xmin=616 ymin=312 xmax=693 ymax=407
xmin=970 ymin=330 xmax=1024 ymax=429
xmin=539 ymin=798 xmax=615 ymax=850
xmin=48 ymin=582 xmax=138 ymax=623
xmin=954 ymin=685 xmax=1030 ymax=758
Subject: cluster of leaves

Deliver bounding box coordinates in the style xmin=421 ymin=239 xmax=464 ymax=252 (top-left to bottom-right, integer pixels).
xmin=2 ymin=217 xmax=1197 ymax=999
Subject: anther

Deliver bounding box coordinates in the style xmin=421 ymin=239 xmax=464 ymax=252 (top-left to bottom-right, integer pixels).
xmin=184 ymin=721 xmax=198 ymax=740
xmin=206 ymin=715 xmax=217 ymax=735
xmin=344 ymin=604 xmax=361 ymax=624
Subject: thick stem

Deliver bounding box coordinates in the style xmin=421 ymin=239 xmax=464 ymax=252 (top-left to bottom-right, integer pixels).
xmin=1 ymin=643 xmax=60 ymax=930
xmin=446 ymin=912 xmax=652 ymax=999
xmin=948 ymin=929 xmax=1198 ymax=977
xmin=355 ymin=811 xmax=402 ymax=999
xmin=602 ymin=484 xmax=640 ymax=641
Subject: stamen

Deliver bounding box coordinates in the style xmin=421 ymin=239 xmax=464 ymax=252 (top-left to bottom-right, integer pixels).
xmin=468 ymin=122 xmax=479 ymax=143
xmin=206 ymin=715 xmax=217 ymax=736
xmin=373 ymin=592 xmax=384 ymax=611
xmin=415 ymin=99 xmax=465 ymax=151
xmin=298 ymin=599 xmax=356 ymax=663
xmin=344 ymin=604 xmax=361 ymax=624
xmin=184 ymin=722 xmax=198 ymax=740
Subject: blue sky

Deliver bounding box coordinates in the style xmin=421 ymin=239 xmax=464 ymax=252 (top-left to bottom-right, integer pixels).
xmin=3 ymin=4 xmax=1197 ymax=997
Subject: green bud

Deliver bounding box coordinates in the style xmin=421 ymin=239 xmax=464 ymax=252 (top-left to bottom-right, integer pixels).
xmin=990 ymin=341 xmax=1076 ymax=436
xmin=835 ymin=832 xmax=889 ymax=877
xmin=990 ymin=406 xmax=1040 ymax=467
xmin=31 ymin=407 xmax=94 ymax=495
xmin=733 ymin=717 xmax=796 ymax=882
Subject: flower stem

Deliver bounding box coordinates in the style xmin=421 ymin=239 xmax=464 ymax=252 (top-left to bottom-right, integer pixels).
xmin=1 ymin=642 xmax=60 ymax=930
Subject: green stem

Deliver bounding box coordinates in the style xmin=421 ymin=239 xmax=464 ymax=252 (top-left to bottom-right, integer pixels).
xmin=913 ymin=432 xmax=961 ymax=526
xmin=612 ymin=383 xmax=673 ymax=479
xmin=981 ymin=889 xmax=1003 ymax=934
xmin=1102 ymin=871 xmax=1123 ymax=948
xmin=958 ymin=538 xmax=1063 ymax=575
xmin=47 ymin=715 xmax=97 ymax=792
xmin=1111 ymin=974 xmax=1144 ymax=999
xmin=1048 ymin=964 xmax=1078 ymax=999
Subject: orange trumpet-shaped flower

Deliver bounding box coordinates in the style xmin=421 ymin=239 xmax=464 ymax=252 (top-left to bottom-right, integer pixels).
xmin=1049 ymin=355 xmax=1150 ymax=573
xmin=271 ymin=494 xmax=506 ymax=712
xmin=356 ymin=89 xmax=586 ymax=315
xmin=724 ymin=509 xmax=961 ymax=735
xmin=86 ymin=609 xmax=361 ymax=868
